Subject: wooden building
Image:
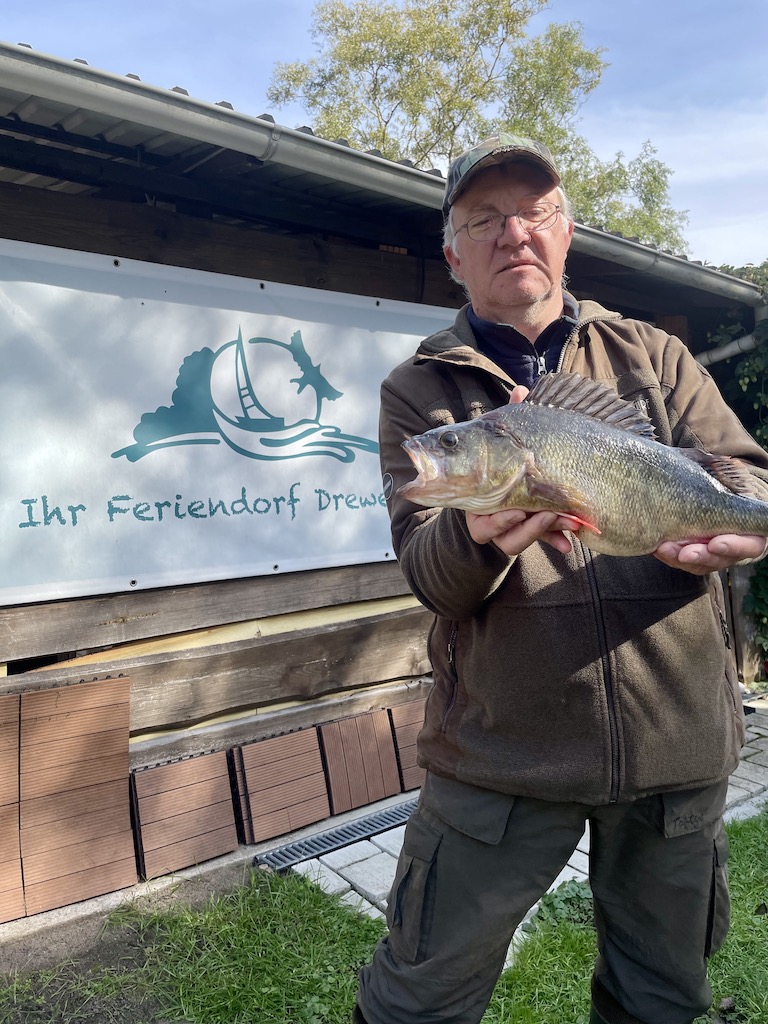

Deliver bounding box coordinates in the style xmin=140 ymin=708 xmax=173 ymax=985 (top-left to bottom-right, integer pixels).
xmin=0 ymin=42 xmax=765 ymax=923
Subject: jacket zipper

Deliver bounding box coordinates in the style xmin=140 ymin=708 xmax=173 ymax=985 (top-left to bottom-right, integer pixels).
xmin=580 ymin=541 xmax=621 ymax=802
xmin=442 ymin=622 xmax=459 ymax=730
xmin=428 ymin=311 xmax=626 ymax=761
xmin=718 ymin=608 xmax=739 ymax=713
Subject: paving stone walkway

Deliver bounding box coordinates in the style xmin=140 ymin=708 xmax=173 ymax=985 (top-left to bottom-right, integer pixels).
xmin=293 ymin=700 xmax=768 ymax=959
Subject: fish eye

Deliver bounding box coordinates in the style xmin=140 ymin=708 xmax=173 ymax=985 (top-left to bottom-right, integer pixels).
xmin=439 ymin=430 xmax=460 ymax=449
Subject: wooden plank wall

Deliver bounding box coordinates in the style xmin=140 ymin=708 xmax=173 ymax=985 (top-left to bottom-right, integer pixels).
xmin=320 ymin=710 xmax=401 ymax=814
xmin=0 ymin=178 xmax=440 ymax=925
xmin=0 ymin=561 xmax=432 ymax=761
xmin=0 ymin=182 xmax=464 ymax=310
xmin=133 ymin=751 xmax=238 ymax=880
xmin=234 ymin=730 xmax=330 ymax=844
xmin=0 ymin=694 xmax=23 ymax=924
xmin=0 ymin=679 xmax=137 ymax=923
xmin=19 ymin=678 xmax=137 ymax=916
xmin=0 ymin=181 xmax=442 ymax=760
xmin=391 ymin=699 xmax=428 ymax=791
xmin=0 ymin=675 xmax=429 ymax=925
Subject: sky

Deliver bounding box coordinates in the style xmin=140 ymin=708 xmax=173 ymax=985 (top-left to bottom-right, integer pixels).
xmin=1 ymin=0 xmax=766 ymax=268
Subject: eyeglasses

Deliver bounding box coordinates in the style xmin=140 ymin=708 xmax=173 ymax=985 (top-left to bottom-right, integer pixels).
xmin=457 ymin=202 xmax=561 ymax=241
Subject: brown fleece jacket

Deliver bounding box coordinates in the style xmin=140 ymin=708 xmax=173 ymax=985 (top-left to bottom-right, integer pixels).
xmin=379 ymin=300 xmax=768 ymax=804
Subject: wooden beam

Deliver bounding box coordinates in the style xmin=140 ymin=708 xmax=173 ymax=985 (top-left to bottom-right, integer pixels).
xmin=1 ymin=607 xmax=433 ymax=735
xmin=0 ymin=561 xmax=413 ymax=664
xmin=0 ymin=182 xmax=463 ymax=308
xmin=129 ymin=676 xmax=432 ymax=769
xmin=22 ymin=595 xmax=420 ymax=667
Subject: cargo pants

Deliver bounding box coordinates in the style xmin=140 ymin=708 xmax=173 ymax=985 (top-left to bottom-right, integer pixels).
xmin=356 ymin=772 xmax=730 ymax=1024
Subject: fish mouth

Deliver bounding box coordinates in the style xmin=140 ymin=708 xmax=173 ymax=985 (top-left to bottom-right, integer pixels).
xmin=400 ymin=438 xmax=439 ymax=484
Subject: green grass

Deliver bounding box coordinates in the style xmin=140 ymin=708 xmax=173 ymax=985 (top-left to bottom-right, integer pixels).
xmin=130 ymin=869 xmax=385 ymax=1024
xmin=702 ymin=810 xmax=768 ymax=1022
xmin=0 ymin=809 xmax=766 ymax=1023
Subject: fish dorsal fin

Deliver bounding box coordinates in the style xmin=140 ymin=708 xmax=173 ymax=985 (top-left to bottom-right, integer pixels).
xmin=677 ymin=448 xmax=761 ymax=496
xmin=526 ymin=372 xmax=657 ymax=439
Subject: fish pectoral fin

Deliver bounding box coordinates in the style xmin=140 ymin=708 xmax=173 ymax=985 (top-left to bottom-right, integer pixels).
xmin=524 ymin=466 xmax=601 ymax=534
xmin=677 ymin=449 xmax=761 ymax=496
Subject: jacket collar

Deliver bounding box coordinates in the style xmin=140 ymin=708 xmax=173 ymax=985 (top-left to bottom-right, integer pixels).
xmin=417 ymin=294 xmax=620 ymax=363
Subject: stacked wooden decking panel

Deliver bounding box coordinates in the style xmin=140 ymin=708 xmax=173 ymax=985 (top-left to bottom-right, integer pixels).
xmin=320 ymin=710 xmax=401 ymax=814
xmin=390 ymin=699 xmax=427 ymax=791
xmin=0 ymin=677 xmax=430 ymax=922
xmin=19 ymin=678 xmax=137 ymax=916
xmin=0 ymin=694 xmax=23 ymax=924
xmin=132 ymin=750 xmax=238 ymax=879
xmin=236 ymin=730 xmax=329 ymax=844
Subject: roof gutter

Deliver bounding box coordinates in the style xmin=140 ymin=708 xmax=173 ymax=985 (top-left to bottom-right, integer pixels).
xmin=0 ymin=42 xmax=441 ymax=205
xmin=570 ymin=224 xmax=766 ymax=310
xmin=0 ymin=42 xmax=765 ymax=313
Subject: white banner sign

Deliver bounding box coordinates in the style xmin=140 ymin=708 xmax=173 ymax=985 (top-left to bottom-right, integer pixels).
xmin=0 ymin=239 xmax=455 ymax=605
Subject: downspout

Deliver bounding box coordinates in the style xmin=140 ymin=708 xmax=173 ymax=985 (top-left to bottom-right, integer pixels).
xmin=697 ymin=305 xmax=768 ymax=367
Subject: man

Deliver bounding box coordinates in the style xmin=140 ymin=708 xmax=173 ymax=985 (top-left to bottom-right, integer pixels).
xmin=354 ymin=134 xmax=768 ymax=1024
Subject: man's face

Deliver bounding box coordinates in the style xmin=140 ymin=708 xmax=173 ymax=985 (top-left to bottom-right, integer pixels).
xmin=444 ymin=163 xmax=574 ymax=325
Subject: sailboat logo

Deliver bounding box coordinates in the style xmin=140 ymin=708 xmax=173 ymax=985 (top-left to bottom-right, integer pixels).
xmin=112 ymin=329 xmax=379 ymax=463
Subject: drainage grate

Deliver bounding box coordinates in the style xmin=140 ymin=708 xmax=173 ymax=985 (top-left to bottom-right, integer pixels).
xmin=254 ymin=798 xmax=418 ymax=871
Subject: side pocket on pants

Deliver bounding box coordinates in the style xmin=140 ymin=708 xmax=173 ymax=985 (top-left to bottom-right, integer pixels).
xmin=706 ymin=829 xmax=731 ymax=957
xmin=387 ymin=811 xmax=442 ymax=965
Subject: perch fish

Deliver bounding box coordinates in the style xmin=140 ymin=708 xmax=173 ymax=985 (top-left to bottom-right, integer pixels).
xmin=398 ymin=372 xmax=768 ymax=556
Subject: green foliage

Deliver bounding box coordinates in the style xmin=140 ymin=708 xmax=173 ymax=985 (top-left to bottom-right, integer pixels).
xmin=561 ymin=138 xmax=688 ymax=253
xmin=137 ymin=870 xmax=386 ymax=1023
xmin=521 ymin=878 xmax=594 ymax=934
xmin=268 ymin=0 xmax=689 ymax=251
xmin=743 ymin=557 xmax=768 ymax=664
xmin=485 ymin=921 xmax=595 ymax=1023
xmin=712 ymin=259 xmax=768 ymax=445
xmin=702 ymin=807 xmax=768 ymax=1022
xmin=707 ymin=258 xmax=768 ymax=668
xmin=735 ymin=326 xmax=768 ymax=452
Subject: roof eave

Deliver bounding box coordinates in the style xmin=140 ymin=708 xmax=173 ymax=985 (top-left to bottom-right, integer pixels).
xmin=571 ymin=224 xmax=765 ymax=309
xmin=0 ymin=41 xmax=764 ymax=311
xmin=0 ymin=42 xmax=441 ymax=203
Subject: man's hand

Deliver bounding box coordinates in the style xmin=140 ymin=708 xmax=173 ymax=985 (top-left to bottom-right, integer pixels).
xmin=654 ymin=535 xmax=767 ymax=575
xmin=465 ymin=383 xmax=581 ymax=555
xmin=466 ymin=508 xmax=580 ymax=555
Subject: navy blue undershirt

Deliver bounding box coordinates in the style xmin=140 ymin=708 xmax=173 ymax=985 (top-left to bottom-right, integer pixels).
xmin=468 ymin=294 xmax=579 ymax=390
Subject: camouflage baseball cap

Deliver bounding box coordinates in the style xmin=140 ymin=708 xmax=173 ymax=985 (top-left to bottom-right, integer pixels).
xmin=443 ymin=134 xmax=561 ymax=214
